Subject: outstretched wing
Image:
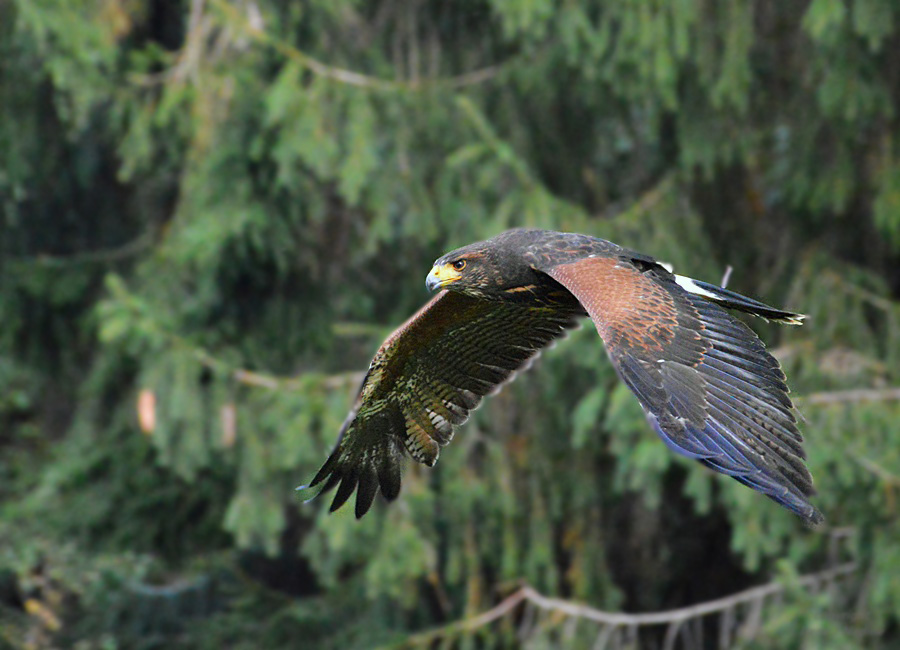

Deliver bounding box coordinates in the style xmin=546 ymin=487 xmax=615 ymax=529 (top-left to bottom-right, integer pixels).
xmin=542 ymin=255 xmax=823 ymax=525
xmin=306 ymin=290 xmax=581 ymax=518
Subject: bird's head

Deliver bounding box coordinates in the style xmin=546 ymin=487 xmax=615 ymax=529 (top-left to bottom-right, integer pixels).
xmin=426 ymin=230 xmax=546 ymax=299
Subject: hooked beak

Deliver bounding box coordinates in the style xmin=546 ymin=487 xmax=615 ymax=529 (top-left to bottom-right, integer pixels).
xmin=425 ymin=264 xmax=461 ymax=292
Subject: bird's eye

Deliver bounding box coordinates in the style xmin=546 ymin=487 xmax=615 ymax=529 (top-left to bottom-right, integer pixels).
xmin=452 ymin=259 xmax=467 ymax=271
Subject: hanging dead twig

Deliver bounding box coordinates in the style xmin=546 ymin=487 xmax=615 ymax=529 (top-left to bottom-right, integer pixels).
xmin=720 ymin=265 xmax=733 ymax=289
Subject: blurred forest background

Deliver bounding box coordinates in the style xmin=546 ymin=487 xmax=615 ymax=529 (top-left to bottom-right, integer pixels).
xmin=2 ymin=0 xmax=900 ymax=648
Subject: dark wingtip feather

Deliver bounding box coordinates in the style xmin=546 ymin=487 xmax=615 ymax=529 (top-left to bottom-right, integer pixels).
xmin=303 ymin=416 xmax=406 ymax=517
xmin=321 ymin=471 xmax=342 ymax=494
xmin=308 ymin=448 xmax=341 ymax=488
xmin=803 ymin=506 xmax=826 ymax=530
xmin=355 ymin=464 xmax=379 ymax=519
xmin=773 ymin=486 xmax=824 ymax=529
xmin=329 ymin=470 xmax=359 ymax=513
xmin=728 ymin=466 xmax=825 ymax=527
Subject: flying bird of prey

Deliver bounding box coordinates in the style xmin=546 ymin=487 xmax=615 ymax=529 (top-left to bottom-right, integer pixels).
xmin=305 ymin=229 xmax=823 ymax=525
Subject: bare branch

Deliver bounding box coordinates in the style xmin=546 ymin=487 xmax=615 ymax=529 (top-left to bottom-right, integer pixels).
xmin=445 ymin=64 xmax=505 ymax=89
xmin=219 ymin=363 xmax=362 ymax=392
xmin=517 ymin=563 xmax=856 ymax=626
xmin=385 ymin=563 xmax=856 ymax=648
xmin=391 ymin=589 xmax=528 ymax=648
xmin=852 ymin=456 xmax=900 ymax=486
xmin=798 ymin=387 xmax=900 ymax=405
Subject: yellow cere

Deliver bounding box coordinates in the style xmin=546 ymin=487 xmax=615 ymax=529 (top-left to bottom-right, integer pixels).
xmin=427 ymin=263 xmax=463 ymax=287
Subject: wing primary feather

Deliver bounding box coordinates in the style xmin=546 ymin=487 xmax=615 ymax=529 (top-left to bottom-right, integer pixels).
xmin=704 ymin=382 xmax=803 ymax=449
xmin=318 ymin=471 xmax=342 ymax=496
xmin=702 ymin=355 xmax=790 ymax=402
xmin=309 ymin=449 xmax=341 ymax=489
xmin=704 ymin=378 xmax=798 ymax=432
xmin=705 ymin=344 xmax=787 ymax=384
xmin=330 ymin=469 xmax=360 ymax=513
xmin=704 ymin=409 xmax=813 ymax=495
xmin=703 ymin=328 xmax=765 ymax=361
xmin=355 ymin=463 xmax=379 ymax=518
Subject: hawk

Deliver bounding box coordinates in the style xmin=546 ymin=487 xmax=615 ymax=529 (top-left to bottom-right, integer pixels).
xmin=304 ymin=229 xmax=823 ymax=525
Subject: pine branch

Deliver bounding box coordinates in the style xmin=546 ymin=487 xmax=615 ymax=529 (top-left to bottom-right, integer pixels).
xmin=208 ymin=0 xmax=506 ymax=91
xmin=6 ymin=229 xmax=156 ymax=267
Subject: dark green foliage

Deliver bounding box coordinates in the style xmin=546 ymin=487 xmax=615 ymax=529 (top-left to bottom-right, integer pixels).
xmin=1 ymin=0 xmax=899 ymax=648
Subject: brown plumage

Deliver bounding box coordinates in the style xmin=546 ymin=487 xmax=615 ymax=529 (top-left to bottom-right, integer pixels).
xmin=304 ymin=229 xmax=823 ymax=525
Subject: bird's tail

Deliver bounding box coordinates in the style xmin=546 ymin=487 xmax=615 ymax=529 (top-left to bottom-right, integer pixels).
xmin=674 ymin=275 xmax=806 ymax=325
